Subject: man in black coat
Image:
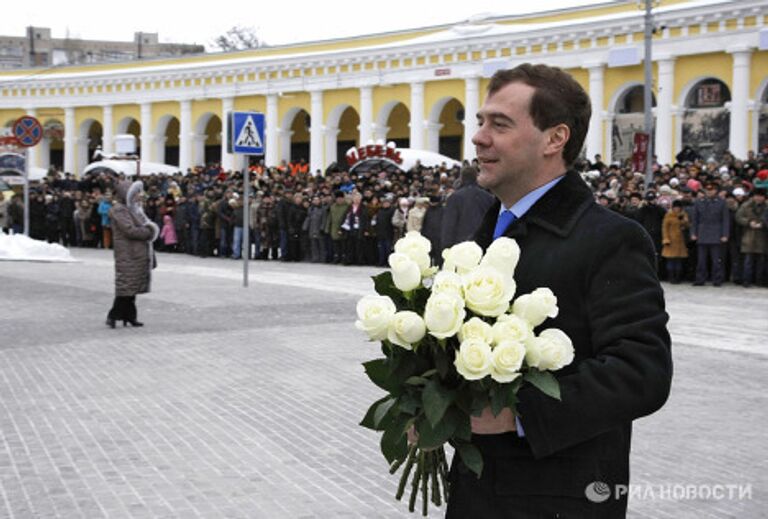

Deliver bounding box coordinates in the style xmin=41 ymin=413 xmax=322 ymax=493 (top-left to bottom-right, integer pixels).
xmin=440 ymin=166 xmax=495 ymax=251
xmin=447 ymin=63 xmax=672 ymax=519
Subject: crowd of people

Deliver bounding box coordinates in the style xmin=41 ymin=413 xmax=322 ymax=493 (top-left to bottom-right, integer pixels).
xmin=1 ymin=146 xmax=767 ymax=288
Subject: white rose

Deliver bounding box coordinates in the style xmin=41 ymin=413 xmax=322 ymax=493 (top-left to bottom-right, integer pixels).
xmin=512 ymin=288 xmax=559 ymax=327
xmin=490 ymin=340 xmax=526 ymax=383
xmin=454 ymin=338 xmax=493 ymax=381
xmin=432 ymin=270 xmax=464 ymax=298
xmin=442 ymin=241 xmax=483 ymax=275
xmin=354 ymin=295 xmax=396 ymax=341
xmin=525 ymin=328 xmax=575 ymax=371
xmin=394 ymin=232 xmax=432 ymax=275
xmin=491 ymin=313 xmax=533 ymax=346
xmin=388 ymin=253 xmax=421 ymax=292
xmin=458 ymin=316 xmax=494 ymax=344
xmin=480 ymin=237 xmax=520 ymax=279
xmin=387 ymin=311 xmax=427 ymax=349
xmin=424 ymin=292 xmax=466 ymax=340
xmin=462 ymin=266 xmax=516 ymax=318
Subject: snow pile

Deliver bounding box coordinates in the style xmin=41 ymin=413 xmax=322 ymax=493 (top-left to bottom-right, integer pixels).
xmin=0 ymin=233 xmax=77 ymax=262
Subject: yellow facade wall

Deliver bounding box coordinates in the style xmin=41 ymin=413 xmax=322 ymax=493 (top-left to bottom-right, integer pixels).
xmin=279 ymin=92 xmax=310 ymax=123
xmin=191 ymin=99 xmax=222 ymax=125
xmin=323 ymin=89 xmax=360 ymax=122
xmin=234 ymin=96 xmax=266 ymax=113
xmin=1 ymin=109 xmax=26 ymax=126
xmin=373 ymin=84 xmax=410 ymax=118
xmin=425 ymin=80 xmax=465 ymax=118
xmin=674 ymin=52 xmax=731 ymax=103
xmin=603 ymin=65 xmax=655 ymax=111
xmin=151 ymin=102 xmax=181 ymax=129
xmin=112 ymin=105 xmax=139 ymax=131
xmin=751 ymin=52 xmax=768 ymax=99
xmin=76 ymin=106 xmax=103 ymax=128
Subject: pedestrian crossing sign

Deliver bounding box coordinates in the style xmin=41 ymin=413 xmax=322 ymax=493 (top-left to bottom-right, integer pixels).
xmin=231 ymin=111 xmax=265 ymax=155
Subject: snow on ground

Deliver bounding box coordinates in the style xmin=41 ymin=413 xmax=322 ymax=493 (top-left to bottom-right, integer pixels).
xmin=0 ymin=234 xmax=77 ymax=262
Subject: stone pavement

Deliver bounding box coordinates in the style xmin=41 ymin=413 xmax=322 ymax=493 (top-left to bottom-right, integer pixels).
xmin=0 ymin=249 xmax=765 ymax=518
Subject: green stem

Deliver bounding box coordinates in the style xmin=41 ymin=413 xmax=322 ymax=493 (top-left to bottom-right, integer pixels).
xmin=431 ymin=451 xmax=441 ymax=507
xmin=408 ymin=451 xmax=424 ymax=513
xmin=395 ymin=445 xmax=418 ymax=501
xmin=391 ymin=444 xmax=416 ymax=475
xmin=421 ymin=452 xmax=430 ymax=517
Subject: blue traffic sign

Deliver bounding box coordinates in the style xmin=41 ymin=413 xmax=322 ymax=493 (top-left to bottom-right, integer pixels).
xmin=231 ymin=112 xmax=265 ymax=155
xmin=13 ymin=116 xmax=43 ymax=147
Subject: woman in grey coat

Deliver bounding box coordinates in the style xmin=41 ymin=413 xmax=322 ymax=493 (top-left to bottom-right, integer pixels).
xmin=106 ymin=180 xmax=159 ymax=328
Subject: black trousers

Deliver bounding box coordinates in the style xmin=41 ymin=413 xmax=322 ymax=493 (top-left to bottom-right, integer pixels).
xmin=446 ymin=434 xmax=627 ymax=519
xmin=108 ymin=296 xmax=137 ymax=322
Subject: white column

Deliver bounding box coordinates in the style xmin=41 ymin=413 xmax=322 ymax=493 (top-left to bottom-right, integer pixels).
xmin=140 ymin=102 xmax=152 ymax=162
xmin=603 ymin=112 xmax=615 ymax=165
xmin=39 ymin=135 xmax=50 ymax=170
xmin=672 ymin=106 xmax=685 ymax=157
xmin=372 ymin=123 xmax=389 ymax=142
xmin=751 ymin=100 xmax=762 ymax=153
xmin=585 ymin=64 xmax=605 ymax=161
xmin=102 ymin=105 xmax=114 ymax=155
xmin=463 ymin=76 xmax=480 ymax=161
xmin=655 ymin=58 xmax=676 ymax=165
xmin=25 ymin=108 xmax=38 ymax=168
xmin=410 ymin=82 xmax=425 ymax=149
xmin=192 ymin=134 xmax=206 ymax=168
xmin=359 ymin=86 xmax=374 ymax=145
xmin=425 ymin=122 xmax=443 ymax=153
xmin=728 ymin=48 xmax=752 ymax=159
xmin=310 ymin=89 xmax=324 ymax=174
xmin=63 ymin=107 xmax=76 ymax=175
xmin=179 ymin=100 xmax=192 ymax=172
xmin=153 ymin=135 xmax=167 ymax=164
xmin=265 ymin=93 xmax=279 ymax=167
xmin=221 ymin=97 xmax=235 ymax=171
xmin=278 ymin=129 xmax=293 ymax=164
xmin=325 ymin=127 xmax=340 ymax=168
xmin=76 ymin=137 xmax=89 ymax=175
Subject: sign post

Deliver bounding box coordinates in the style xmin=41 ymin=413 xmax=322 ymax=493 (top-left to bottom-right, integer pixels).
xmin=230 ymin=111 xmax=265 ymax=287
xmin=13 ymin=115 xmax=43 ymax=237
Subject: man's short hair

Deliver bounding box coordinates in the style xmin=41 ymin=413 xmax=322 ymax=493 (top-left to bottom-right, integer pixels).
xmin=487 ymin=63 xmax=591 ymax=167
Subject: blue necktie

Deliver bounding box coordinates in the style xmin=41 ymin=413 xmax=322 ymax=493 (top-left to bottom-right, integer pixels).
xmin=493 ymin=210 xmax=516 ymax=239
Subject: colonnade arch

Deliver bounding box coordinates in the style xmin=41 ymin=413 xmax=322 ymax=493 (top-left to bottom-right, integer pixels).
xmin=429 ymin=97 xmax=464 ymax=160
xmin=609 ymin=83 xmax=657 ymax=165
xmin=680 ymin=77 xmax=731 ymax=160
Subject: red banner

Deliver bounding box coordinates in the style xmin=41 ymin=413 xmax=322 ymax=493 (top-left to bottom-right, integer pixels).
xmin=632 ymin=132 xmax=649 ymax=173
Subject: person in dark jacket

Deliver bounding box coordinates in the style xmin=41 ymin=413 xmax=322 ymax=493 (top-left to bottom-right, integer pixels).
xmin=635 ymin=191 xmax=667 ymax=275
xmin=217 ymin=193 xmax=235 ymax=257
xmin=374 ymin=196 xmax=396 ymax=266
xmin=691 ymin=181 xmax=730 ymax=285
xmin=305 ymin=196 xmax=327 ymax=262
xmin=58 ymin=191 xmax=76 ymax=246
xmin=447 ymin=63 xmax=671 ymax=519
xmin=285 ymin=193 xmax=307 ymax=261
xmin=420 ymin=195 xmax=444 ymax=265
xmin=440 ymin=166 xmax=495 ymax=251
xmin=29 ymin=193 xmax=47 ymax=240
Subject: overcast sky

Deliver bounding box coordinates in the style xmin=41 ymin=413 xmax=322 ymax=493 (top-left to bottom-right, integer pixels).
xmin=1 ymin=0 xmax=611 ymax=50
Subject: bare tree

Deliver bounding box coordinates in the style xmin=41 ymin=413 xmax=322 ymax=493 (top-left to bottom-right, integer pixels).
xmin=212 ymin=26 xmax=265 ymax=52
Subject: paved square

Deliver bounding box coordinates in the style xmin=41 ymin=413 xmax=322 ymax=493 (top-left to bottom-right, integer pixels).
xmin=1 ymin=249 xmax=765 ymax=518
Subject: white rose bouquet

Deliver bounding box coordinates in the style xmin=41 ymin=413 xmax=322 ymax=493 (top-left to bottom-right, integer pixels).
xmin=357 ymin=231 xmax=574 ymax=516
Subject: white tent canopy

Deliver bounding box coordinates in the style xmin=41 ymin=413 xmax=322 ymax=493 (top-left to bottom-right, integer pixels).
xmin=83 ymin=160 xmax=183 ymax=177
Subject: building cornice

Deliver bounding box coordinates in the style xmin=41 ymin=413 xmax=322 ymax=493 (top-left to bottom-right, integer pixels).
xmin=0 ymin=0 xmax=765 ymax=110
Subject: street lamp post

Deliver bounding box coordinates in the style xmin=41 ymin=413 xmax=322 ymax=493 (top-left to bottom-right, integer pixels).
xmin=640 ymin=0 xmax=659 ymax=192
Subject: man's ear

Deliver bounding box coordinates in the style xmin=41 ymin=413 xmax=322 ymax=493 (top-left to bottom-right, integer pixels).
xmin=545 ymin=124 xmax=570 ymax=157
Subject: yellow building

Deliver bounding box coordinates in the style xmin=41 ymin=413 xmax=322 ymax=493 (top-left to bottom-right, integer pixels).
xmin=1 ymin=0 xmax=767 ymax=175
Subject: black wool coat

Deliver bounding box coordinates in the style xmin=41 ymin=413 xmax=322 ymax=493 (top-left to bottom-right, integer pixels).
xmin=457 ymin=170 xmax=672 ymax=518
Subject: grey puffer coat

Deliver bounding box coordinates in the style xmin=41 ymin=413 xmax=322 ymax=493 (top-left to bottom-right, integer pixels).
xmin=111 ymin=181 xmax=159 ymax=296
